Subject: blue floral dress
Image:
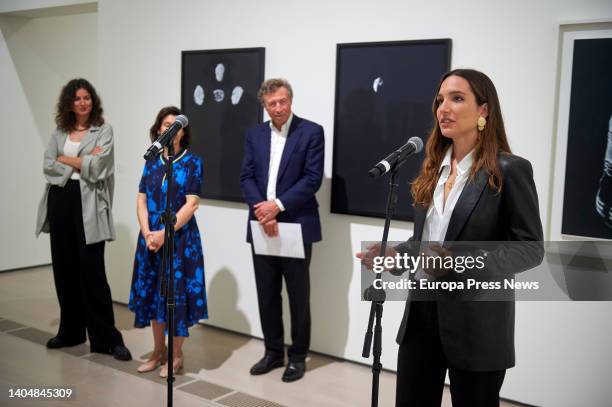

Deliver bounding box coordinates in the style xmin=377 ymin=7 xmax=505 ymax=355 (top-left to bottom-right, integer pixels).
xmin=129 ymin=150 xmax=208 ymax=337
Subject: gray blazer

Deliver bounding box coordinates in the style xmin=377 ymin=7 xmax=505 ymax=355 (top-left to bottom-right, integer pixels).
xmin=36 ymin=123 xmax=116 ymax=244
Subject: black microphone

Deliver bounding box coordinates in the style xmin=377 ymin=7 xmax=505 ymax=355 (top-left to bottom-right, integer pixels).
xmin=143 ymin=114 xmax=189 ymax=160
xmin=368 ymin=136 xmax=424 ymax=177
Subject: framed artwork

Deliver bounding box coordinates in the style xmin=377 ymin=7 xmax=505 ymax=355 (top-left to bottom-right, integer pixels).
xmin=181 ymin=47 xmax=265 ymax=202
xmin=550 ymin=22 xmax=612 ymax=240
xmin=331 ymin=39 xmax=451 ymax=221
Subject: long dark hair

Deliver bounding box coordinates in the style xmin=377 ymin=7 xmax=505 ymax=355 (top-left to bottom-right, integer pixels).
xmin=55 ymin=78 xmax=104 ymax=131
xmin=149 ymin=106 xmax=191 ymax=149
xmin=411 ymin=69 xmax=511 ymax=206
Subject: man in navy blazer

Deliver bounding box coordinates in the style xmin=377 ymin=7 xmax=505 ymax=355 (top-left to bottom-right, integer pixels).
xmin=240 ymin=78 xmax=324 ymax=382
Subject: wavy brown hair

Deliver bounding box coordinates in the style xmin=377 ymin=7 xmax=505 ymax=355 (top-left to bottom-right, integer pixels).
xmin=411 ymin=69 xmax=511 ymax=207
xmin=149 ymin=106 xmax=191 ymax=149
xmin=55 ymin=78 xmax=104 ymax=131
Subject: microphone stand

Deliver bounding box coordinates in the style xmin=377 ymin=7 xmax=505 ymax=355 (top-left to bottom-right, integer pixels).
xmin=362 ymin=160 xmax=406 ymax=407
xmin=158 ymin=143 xmax=177 ymax=407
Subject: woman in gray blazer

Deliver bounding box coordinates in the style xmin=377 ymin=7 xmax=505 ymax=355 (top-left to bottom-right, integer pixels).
xmin=36 ymin=78 xmax=131 ymax=361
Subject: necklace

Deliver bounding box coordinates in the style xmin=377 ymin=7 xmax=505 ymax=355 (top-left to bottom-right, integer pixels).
xmin=445 ymin=173 xmax=457 ymax=190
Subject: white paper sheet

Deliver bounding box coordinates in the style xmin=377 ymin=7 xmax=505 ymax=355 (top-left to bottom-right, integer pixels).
xmin=250 ymin=221 xmax=305 ymax=259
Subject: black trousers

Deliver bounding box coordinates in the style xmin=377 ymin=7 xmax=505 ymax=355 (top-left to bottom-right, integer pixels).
xmin=47 ymin=180 xmax=124 ymax=351
xmin=396 ymin=301 xmax=506 ymax=407
xmin=252 ymin=244 xmax=312 ymax=362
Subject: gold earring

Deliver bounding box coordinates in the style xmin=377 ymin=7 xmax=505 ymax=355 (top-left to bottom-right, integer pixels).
xmin=477 ymin=116 xmax=487 ymax=132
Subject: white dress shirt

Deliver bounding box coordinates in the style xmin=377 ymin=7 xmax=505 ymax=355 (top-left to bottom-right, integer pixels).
xmin=266 ymin=113 xmax=293 ymax=211
xmin=413 ymin=147 xmax=474 ymax=282
xmin=422 ymin=146 xmax=475 ymax=243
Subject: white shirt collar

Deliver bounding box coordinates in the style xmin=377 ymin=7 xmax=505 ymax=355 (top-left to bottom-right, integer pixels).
xmin=438 ymin=146 xmax=475 ymax=175
xmin=457 ymin=148 xmax=475 ymax=175
xmin=439 ymin=147 xmax=452 ymax=173
xmin=269 ymin=113 xmax=293 ymax=134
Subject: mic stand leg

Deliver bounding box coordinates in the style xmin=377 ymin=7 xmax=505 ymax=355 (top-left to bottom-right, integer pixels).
xmin=362 ymin=169 xmax=400 ymax=407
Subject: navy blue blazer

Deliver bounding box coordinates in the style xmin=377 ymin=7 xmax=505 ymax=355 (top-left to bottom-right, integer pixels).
xmin=240 ymin=115 xmax=324 ymax=244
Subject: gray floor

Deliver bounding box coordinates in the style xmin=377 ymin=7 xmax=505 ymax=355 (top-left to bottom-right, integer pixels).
xmin=0 ymin=266 xmax=523 ymax=406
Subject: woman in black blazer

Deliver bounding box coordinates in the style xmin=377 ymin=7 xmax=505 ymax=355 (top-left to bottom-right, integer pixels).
xmin=359 ymin=69 xmax=543 ymax=407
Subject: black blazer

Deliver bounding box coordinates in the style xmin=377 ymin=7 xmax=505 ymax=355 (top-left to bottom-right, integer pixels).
xmin=395 ymin=153 xmax=544 ymax=371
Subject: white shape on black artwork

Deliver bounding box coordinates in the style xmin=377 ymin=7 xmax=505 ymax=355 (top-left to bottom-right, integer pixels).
xmin=595 ymin=114 xmax=612 ymax=228
xmin=231 ymin=86 xmax=244 ymax=105
xmin=215 ymin=63 xmax=225 ymax=82
xmin=193 ymin=85 xmax=204 ymax=106
xmin=373 ymin=77 xmax=383 ymax=93
xmin=213 ymin=89 xmax=225 ymax=102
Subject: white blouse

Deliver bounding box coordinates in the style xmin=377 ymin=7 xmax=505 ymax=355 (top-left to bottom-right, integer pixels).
xmin=63 ymin=137 xmax=81 ymax=180
xmin=413 ymin=147 xmax=474 ymax=282
xmin=421 ymin=147 xmax=475 ymax=243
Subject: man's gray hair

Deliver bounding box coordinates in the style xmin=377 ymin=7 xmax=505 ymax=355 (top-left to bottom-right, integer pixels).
xmin=257 ymin=78 xmax=293 ymax=104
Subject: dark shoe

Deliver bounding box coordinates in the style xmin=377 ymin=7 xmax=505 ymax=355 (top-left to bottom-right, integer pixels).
xmin=249 ymin=354 xmax=284 ymax=375
xmin=46 ymin=336 xmax=84 ymax=349
xmin=282 ymin=361 xmax=305 ymax=382
xmin=112 ymin=345 xmax=132 ymax=361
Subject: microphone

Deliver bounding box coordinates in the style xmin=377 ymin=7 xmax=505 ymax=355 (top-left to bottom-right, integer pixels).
xmin=368 ymin=136 xmax=424 ymax=177
xmin=143 ymin=114 xmax=189 ymax=160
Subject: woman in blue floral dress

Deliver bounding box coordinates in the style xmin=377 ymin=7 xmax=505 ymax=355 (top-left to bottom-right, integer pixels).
xmin=129 ymin=106 xmax=207 ymax=377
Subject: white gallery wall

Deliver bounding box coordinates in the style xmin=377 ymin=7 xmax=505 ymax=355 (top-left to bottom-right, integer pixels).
xmin=2 ymin=0 xmax=612 ymax=405
xmin=0 ymin=5 xmax=97 ymax=270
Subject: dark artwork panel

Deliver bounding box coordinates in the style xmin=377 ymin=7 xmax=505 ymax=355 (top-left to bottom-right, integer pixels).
xmin=561 ymin=38 xmax=612 ymax=239
xmin=331 ymin=39 xmax=451 ymax=221
xmin=182 ymin=48 xmax=265 ymax=202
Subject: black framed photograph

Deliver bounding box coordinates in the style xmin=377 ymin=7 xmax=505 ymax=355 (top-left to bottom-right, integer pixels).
xmin=560 ymin=37 xmax=612 ymax=239
xmin=331 ymin=39 xmax=451 ymax=221
xmin=181 ymin=47 xmax=265 ymax=202
xmin=550 ymin=23 xmax=612 ymax=241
